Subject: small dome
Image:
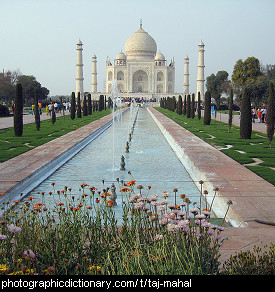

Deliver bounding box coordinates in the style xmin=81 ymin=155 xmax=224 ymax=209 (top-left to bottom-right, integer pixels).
xmin=116 ymin=51 xmax=126 ymax=60
xmin=77 ymin=39 xmax=82 ymax=45
xmin=155 ymin=52 xmax=165 ymax=61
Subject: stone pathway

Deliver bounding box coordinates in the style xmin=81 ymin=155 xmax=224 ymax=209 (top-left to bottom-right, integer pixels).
xmin=0 ymin=110 xmax=70 ymax=130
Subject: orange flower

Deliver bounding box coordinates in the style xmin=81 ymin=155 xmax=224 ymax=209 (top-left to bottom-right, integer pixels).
xmin=120 ymin=187 xmax=131 ymax=192
xmin=86 ymin=206 xmax=92 ymax=209
xmin=95 ymin=198 xmax=100 ymax=203
xmin=27 ymin=196 xmax=34 ymax=200
xmin=0 ymin=193 xmax=5 ymax=196
xmin=73 ymin=208 xmax=79 ymax=211
xmin=57 ymin=203 xmax=64 ymax=206
xmin=77 ymin=204 xmax=83 ymax=208
xmin=126 ymin=180 xmax=136 ymax=186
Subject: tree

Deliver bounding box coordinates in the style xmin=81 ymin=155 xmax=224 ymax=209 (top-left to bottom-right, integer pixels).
xmin=99 ymin=95 xmax=104 ymax=111
xmin=206 ymin=70 xmax=229 ymax=108
xmin=34 ymin=89 xmax=40 ymax=131
xmin=240 ymin=87 xmax=252 ymax=139
xmin=197 ymin=92 xmax=201 ymax=120
xmin=51 ymin=107 xmax=56 ymax=125
xmin=204 ymin=91 xmax=211 ymax=125
xmin=191 ymin=94 xmax=195 ymax=119
xmin=228 ymin=88 xmax=233 ymax=133
xmin=87 ymin=94 xmax=92 ymax=115
xmin=77 ymin=92 xmax=81 ymax=118
xmin=177 ymin=95 xmax=182 ymax=115
xmin=83 ymin=95 xmax=87 ymax=116
xmin=232 ymin=57 xmax=263 ymax=102
xmin=14 ymin=83 xmax=24 ymax=137
xmin=183 ymin=95 xmax=186 ymax=115
xmin=266 ymin=82 xmax=275 ymax=148
xmin=70 ymin=92 xmax=76 ymax=120
xmin=186 ymin=94 xmax=191 ymax=118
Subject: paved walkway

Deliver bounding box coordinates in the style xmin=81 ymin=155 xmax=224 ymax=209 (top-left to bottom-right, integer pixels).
xmin=209 ymin=111 xmax=268 ymax=134
xmin=0 ymin=106 xmax=274 ymax=265
xmin=0 ymin=111 xmax=70 ymax=130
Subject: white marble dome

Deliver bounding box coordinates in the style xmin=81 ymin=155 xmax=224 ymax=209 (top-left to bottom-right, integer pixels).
xmin=125 ymin=27 xmax=157 ymax=60
xmin=116 ymin=51 xmax=126 ymax=60
xmin=155 ymin=52 xmax=165 ymax=61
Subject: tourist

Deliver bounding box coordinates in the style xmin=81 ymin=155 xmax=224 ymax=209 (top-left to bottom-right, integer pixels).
xmin=257 ymin=107 xmax=262 ymax=123
xmin=262 ymin=107 xmax=267 ymax=123
xmin=48 ymin=103 xmax=52 ymax=116
xmin=38 ymin=102 xmax=42 ymax=115
xmin=45 ymin=105 xmax=49 ymax=115
xmin=54 ymin=102 xmax=58 ymax=113
xmin=11 ymin=103 xmax=14 ymax=115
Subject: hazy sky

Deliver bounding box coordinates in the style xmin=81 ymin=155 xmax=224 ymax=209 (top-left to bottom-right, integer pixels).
xmin=1 ymin=0 xmax=274 ymax=96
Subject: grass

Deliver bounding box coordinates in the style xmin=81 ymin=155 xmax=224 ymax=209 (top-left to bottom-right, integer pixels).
xmin=0 ymin=110 xmax=111 ymax=162
xmin=156 ymin=107 xmax=275 ymax=186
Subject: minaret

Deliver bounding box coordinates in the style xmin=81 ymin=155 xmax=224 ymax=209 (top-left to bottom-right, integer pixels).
xmin=196 ymin=41 xmax=205 ymax=101
xmin=76 ymin=39 xmax=84 ymax=98
xmin=91 ymin=54 xmax=97 ymax=93
xmin=183 ymin=56 xmax=190 ymax=95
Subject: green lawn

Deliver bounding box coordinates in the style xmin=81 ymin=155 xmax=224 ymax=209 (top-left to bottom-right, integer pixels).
xmin=0 ymin=110 xmax=111 ymax=162
xmin=156 ymin=107 xmax=275 ymax=186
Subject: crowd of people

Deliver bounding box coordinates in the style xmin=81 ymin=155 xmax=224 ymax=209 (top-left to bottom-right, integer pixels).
xmin=252 ymin=107 xmax=267 ymax=123
xmin=30 ymin=101 xmax=71 ymax=116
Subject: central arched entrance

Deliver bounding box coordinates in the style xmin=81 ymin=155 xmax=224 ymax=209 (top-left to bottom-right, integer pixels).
xmin=132 ymin=70 xmax=148 ymax=93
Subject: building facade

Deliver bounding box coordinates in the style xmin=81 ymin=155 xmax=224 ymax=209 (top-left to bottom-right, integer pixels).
xmin=105 ymin=23 xmax=175 ymax=98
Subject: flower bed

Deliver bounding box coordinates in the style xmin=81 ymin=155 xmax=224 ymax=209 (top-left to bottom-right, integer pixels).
xmin=0 ymin=177 xmax=231 ymax=275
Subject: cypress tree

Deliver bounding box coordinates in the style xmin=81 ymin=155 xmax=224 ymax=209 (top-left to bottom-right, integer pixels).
xmin=51 ymin=106 xmax=56 ymax=125
xmin=197 ymin=92 xmax=201 ymax=120
xmin=228 ymin=88 xmax=233 ymax=133
xmin=70 ymin=92 xmax=76 ymax=120
xmin=191 ymin=94 xmax=195 ymax=119
xmin=99 ymin=95 xmax=104 ymax=111
xmin=183 ymin=95 xmax=186 ymax=115
xmin=240 ymin=87 xmax=252 ymax=139
xmin=87 ymin=94 xmax=92 ymax=115
xmin=83 ymin=95 xmax=87 ymax=116
xmin=266 ymin=82 xmax=275 ymax=148
xmin=177 ymin=95 xmax=183 ymax=115
xmin=186 ymin=94 xmax=191 ymax=118
xmin=77 ymin=92 xmax=82 ymax=118
xmin=34 ymin=89 xmax=40 ymax=131
xmin=204 ymin=91 xmax=211 ymax=125
xmin=172 ymin=96 xmax=177 ymax=112
xmin=14 ymin=83 xmax=24 ymax=137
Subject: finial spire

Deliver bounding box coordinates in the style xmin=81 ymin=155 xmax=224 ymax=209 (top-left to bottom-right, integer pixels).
xmin=140 ymin=19 xmax=142 ymax=29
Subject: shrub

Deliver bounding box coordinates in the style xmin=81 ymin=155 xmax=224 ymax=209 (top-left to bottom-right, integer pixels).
xmin=240 ymin=87 xmax=252 ymax=139
xmin=204 ymin=91 xmax=211 ymax=125
xmin=223 ymin=244 xmax=275 ymax=275
xmin=14 ymin=83 xmax=24 ymax=137
xmin=83 ymin=95 xmax=87 ymax=116
xmin=186 ymin=94 xmax=191 ymax=118
xmin=70 ymin=92 xmax=76 ymax=120
xmin=34 ymin=90 xmax=40 ymax=131
xmin=0 ymin=104 xmax=10 ymax=117
xmin=77 ymin=92 xmax=82 ymax=118
xmin=177 ymin=95 xmax=182 ymax=115
xmin=197 ymin=92 xmax=201 ymax=120
xmin=266 ymin=82 xmax=275 ymax=148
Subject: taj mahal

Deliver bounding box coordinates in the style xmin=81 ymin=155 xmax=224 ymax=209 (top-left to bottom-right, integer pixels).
xmin=75 ymin=21 xmax=205 ymax=101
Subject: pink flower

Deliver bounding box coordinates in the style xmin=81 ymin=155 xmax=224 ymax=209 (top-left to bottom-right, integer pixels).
xmin=0 ymin=234 xmax=7 ymax=240
xmin=23 ymin=249 xmax=36 ymax=259
xmin=7 ymin=224 xmax=22 ymax=233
